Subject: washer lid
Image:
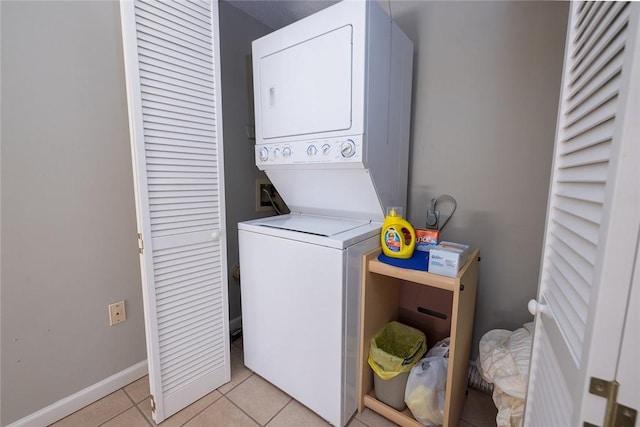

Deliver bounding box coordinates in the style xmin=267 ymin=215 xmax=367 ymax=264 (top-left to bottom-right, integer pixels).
xmin=250 ymin=214 xmax=369 ymax=237
xmin=264 ymin=168 xmax=385 ymax=222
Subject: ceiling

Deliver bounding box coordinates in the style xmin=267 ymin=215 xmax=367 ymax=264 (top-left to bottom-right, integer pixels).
xmin=226 ymin=0 xmax=339 ymax=30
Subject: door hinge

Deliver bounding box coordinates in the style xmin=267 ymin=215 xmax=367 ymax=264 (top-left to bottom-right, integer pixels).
xmin=150 ymin=394 xmax=156 ymax=413
xmin=137 ymin=233 xmax=144 ymax=254
xmin=584 ymin=377 xmax=637 ymax=427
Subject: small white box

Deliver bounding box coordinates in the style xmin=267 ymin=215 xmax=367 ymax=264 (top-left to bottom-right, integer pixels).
xmin=428 ymin=241 xmax=471 ymax=277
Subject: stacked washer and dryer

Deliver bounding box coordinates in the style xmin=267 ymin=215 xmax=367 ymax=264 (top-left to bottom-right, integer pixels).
xmin=238 ymin=2 xmax=413 ymax=426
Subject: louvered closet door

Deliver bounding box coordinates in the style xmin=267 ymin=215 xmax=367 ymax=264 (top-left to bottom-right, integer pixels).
xmin=524 ymin=3 xmax=640 ymax=426
xmin=120 ymin=0 xmax=229 ymax=422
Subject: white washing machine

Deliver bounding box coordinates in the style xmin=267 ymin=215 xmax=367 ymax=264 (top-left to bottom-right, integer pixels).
xmin=239 ymin=214 xmax=380 ymax=426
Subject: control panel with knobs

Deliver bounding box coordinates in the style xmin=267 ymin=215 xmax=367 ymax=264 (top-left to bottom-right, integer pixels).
xmin=254 ymin=136 xmax=362 ymax=167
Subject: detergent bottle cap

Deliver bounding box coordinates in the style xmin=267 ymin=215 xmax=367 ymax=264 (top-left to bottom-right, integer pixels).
xmin=386 ymin=206 xmax=403 ymax=218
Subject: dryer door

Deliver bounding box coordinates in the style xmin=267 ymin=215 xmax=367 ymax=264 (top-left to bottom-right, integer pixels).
xmin=257 ymin=25 xmax=353 ymax=140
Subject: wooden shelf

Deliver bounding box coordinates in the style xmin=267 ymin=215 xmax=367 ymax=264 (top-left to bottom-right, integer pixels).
xmin=358 ymin=248 xmax=480 ymax=427
xmin=363 ymin=391 xmax=423 ymax=427
xmin=368 ymin=248 xmax=480 ymax=292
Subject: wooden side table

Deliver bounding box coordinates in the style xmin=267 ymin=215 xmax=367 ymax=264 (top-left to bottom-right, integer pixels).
xmin=357 ymin=248 xmax=480 ymax=426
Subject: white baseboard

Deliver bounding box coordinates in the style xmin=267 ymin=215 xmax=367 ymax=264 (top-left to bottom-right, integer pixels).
xmin=7 ymin=360 xmax=148 ymax=427
xmin=229 ymin=315 xmax=242 ymax=335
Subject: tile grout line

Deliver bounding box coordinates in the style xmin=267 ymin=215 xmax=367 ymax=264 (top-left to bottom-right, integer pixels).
xmin=261 ymin=396 xmax=294 ymax=426
xmin=121 ymin=385 xmax=143 ymax=408
xmin=225 ymin=371 xmax=292 ymax=426
xmin=222 ymin=396 xmax=259 ymax=426
xmin=122 ymin=382 xmax=154 ymax=427
xmin=135 ymin=400 xmax=158 ymax=427
xmin=95 ymin=390 xmax=137 ymax=427
xmin=349 ymin=412 xmax=366 ymax=427
xmin=219 ymin=367 xmax=253 ymax=395
xmin=353 ymin=412 xmax=375 ymax=427
xmin=176 ymin=390 xmax=229 ymax=427
xmin=133 ymin=403 xmax=154 ymax=427
xmin=223 ymin=393 xmax=286 ymax=427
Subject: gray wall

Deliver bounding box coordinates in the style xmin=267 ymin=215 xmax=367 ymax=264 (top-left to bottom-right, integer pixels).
xmin=390 ymin=1 xmax=568 ymax=355
xmin=1 ymin=1 xmax=145 ymax=424
xmin=218 ymin=1 xmax=273 ymax=327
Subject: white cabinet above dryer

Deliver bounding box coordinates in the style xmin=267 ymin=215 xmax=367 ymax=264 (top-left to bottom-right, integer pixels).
xmin=258 ymin=25 xmax=354 ymax=140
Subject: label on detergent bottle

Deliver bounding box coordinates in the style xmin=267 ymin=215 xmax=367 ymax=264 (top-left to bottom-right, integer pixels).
xmin=384 ymin=227 xmax=402 ymax=252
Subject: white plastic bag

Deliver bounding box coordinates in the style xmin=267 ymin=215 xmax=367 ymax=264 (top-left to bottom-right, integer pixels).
xmin=404 ymin=338 xmax=450 ymax=426
xmin=478 ymin=323 xmax=533 ymax=427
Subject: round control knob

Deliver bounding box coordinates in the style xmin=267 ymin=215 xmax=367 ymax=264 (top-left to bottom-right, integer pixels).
xmin=258 ymin=147 xmax=269 ymax=162
xmin=340 ymin=140 xmax=356 ymax=158
xmin=307 ymin=145 xmax=318 ymax=156
xmin=272 ymin=148 xmax=280 ymax=159
xmin=283 ymin=147 xmax=292 ymax=158
xmin=322 ymin=144 xmax=331 ymax=155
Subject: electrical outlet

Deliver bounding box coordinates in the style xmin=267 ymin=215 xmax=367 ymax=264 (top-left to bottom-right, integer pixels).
xmin=426 ymin=210 xmax=440 ymax=230
xmin=108 ymin=301 xmax=126 ymax=326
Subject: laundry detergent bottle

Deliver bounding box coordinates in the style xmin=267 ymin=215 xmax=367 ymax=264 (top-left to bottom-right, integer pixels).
xmin=381 ymin=207 xmax=416 ymax=259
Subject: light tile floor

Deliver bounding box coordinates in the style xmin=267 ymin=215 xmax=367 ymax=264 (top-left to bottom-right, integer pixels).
xmin=50 ymin=338 xmax=497 ymax=427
